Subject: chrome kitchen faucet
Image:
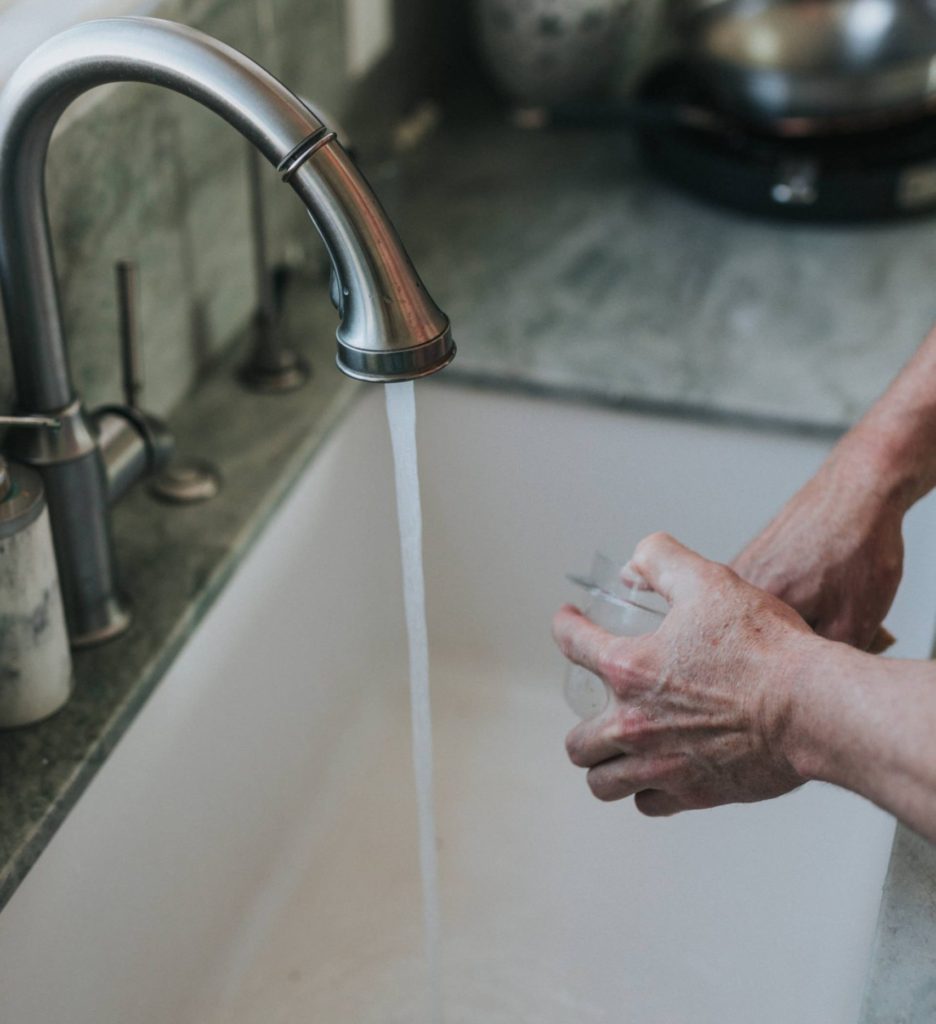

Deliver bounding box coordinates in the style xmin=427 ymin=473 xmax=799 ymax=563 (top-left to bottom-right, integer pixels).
xmin=0 ymin=17 xmax=455 ymax=647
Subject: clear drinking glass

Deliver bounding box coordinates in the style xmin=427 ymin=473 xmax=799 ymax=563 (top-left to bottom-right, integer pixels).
xmin=564 ymin=552 xmax=668 ymax=719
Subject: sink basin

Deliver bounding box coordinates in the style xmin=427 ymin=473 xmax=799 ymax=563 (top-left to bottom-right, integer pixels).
xmin=2 ymin=383 xmax=935 ymax=1023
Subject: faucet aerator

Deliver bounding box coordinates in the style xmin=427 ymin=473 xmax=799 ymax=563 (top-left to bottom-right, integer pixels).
xmin=336 ymin=329 xmax=456 ymax=383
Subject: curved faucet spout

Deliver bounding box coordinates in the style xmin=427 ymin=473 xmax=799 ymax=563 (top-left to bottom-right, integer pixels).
xmin=0 ymin=16 xmax=454 ymax=408
xmin=0 ymin=17 xmax=454 ymax=644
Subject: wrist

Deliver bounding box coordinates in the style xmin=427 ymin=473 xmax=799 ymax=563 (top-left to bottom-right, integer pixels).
xmin=838 ymin=418 xmax=936 ymax=514
xmin=774 ymin=633 xmax=857 ymax=785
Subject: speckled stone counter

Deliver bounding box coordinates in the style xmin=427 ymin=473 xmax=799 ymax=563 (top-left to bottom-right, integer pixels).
xmin=388 ymin=103 xmax=936 ymax=435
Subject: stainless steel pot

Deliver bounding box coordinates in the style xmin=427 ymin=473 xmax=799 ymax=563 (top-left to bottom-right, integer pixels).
xmin=678 ymin=0 xmax=936 ymax=134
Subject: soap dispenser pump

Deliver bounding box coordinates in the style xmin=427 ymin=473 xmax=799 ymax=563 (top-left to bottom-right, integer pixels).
xmin=0 ymin=416 xmax=73 ymax=728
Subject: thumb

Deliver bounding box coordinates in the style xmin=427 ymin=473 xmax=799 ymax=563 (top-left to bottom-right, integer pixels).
xmin=629 ymin=532 xmax=715 ymax=604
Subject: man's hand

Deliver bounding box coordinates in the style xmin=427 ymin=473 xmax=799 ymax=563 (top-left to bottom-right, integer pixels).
xmin=732 ymin=446 xmax=904 ymax=652
xmin=552 ymin=533 xmax=819 ymax=816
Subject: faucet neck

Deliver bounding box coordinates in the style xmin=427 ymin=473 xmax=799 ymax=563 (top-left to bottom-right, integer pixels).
xmin=0 ymin=17 xmax=325 ymax=411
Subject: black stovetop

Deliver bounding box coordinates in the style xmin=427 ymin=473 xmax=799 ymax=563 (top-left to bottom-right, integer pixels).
xmin=635 ymin=63 xmax=936 ymax=221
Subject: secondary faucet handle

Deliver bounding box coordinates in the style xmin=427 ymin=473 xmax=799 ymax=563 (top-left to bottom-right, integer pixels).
xmin=111 ymin=258 xmax=221 ymax=505
xmin=115 ymin=259 xmax=143 ymax=409
xmin=89 ymin=259 xmax=175 ymax=503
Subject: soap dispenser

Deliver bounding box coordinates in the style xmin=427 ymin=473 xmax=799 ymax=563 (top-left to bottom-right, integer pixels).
xmin=0 ymin=415 xmax=73 ymax=727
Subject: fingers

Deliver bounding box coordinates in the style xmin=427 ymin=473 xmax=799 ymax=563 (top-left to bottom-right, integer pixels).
xmin=580 ymin=761 xmax=696 ymax=814
xmin=620 ymin=561 xmax=652 ymax=591
xmin=565 ymin=713 xmax=631 ymax=768
xmin=554 ymin=607 xmax=655 ymax=705
xmin=555 ymin=534 xmax=726 ymax=679
xmin=585 ymin=757 xmax=643 ymax=802
xmin=584 ymin=755 xmax=681 ymax=803
xmin=577 ymin=758 xmax=705 ymax=815
xmin=552 ymin=604 xmax=620 ymax=677
xmin=819 ymin=609 xmax=896 ymax=653
xmin=629 ymin=532 xmax=724 ymax=604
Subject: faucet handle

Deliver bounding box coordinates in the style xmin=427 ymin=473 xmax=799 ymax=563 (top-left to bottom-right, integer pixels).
xmin=111 ymin=259 xmax=221 ymax=505
xmin=0 ymin=414 xmax=60 ymax=429
xmin=115 ymin=259 xmax=143 ymax=409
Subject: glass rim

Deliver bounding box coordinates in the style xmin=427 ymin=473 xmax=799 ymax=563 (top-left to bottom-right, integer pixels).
xmin=566 ymin=573 xmax=668 ymax=618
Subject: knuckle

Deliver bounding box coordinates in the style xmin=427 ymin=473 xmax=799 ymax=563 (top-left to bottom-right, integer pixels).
xmin=631 ymin=757 xmax=667 ymax=787
xmin=612 ymin=706 xmax=652 ymax=748
xmin=685 ymin=788 xmax=720 ymax=811
xmin=596 ymin=642 xmax=626 ymax=683
xmin=698 ymin=561 xmax=731 ymax=590
xmin=604 ymin=643 xmax=655 ymax=697
xmin=635 ymin=531 xmax=670 ymax=560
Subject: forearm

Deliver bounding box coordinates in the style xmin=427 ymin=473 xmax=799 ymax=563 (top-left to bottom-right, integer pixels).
xmin=785 ymin=638 xmax=936 ymax=843
xmin=835 ymin=324 xmax=936 ymax=511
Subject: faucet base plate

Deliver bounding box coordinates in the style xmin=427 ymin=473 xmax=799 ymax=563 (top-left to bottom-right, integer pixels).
xmin=237 ymin=351 xmax=310 ymax=394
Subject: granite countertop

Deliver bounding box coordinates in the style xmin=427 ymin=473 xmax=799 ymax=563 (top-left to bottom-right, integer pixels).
xmin=389 ymin=102 xmax=936 ymax=435
xmin=4 ymin=103 xmax=936 ymax=910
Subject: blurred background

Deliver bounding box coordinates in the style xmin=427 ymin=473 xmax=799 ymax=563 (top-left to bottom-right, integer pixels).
xmin=372 ymin=0 xmax=936 ymax=223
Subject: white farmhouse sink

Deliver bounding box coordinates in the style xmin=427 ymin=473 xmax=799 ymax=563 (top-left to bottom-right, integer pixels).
xmin=3 ymin=384 xmax=936 ymax=1024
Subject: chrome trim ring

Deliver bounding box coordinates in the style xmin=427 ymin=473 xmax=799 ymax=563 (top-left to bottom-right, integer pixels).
xmin=336 ymin=329 xmax=456 ymax=382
